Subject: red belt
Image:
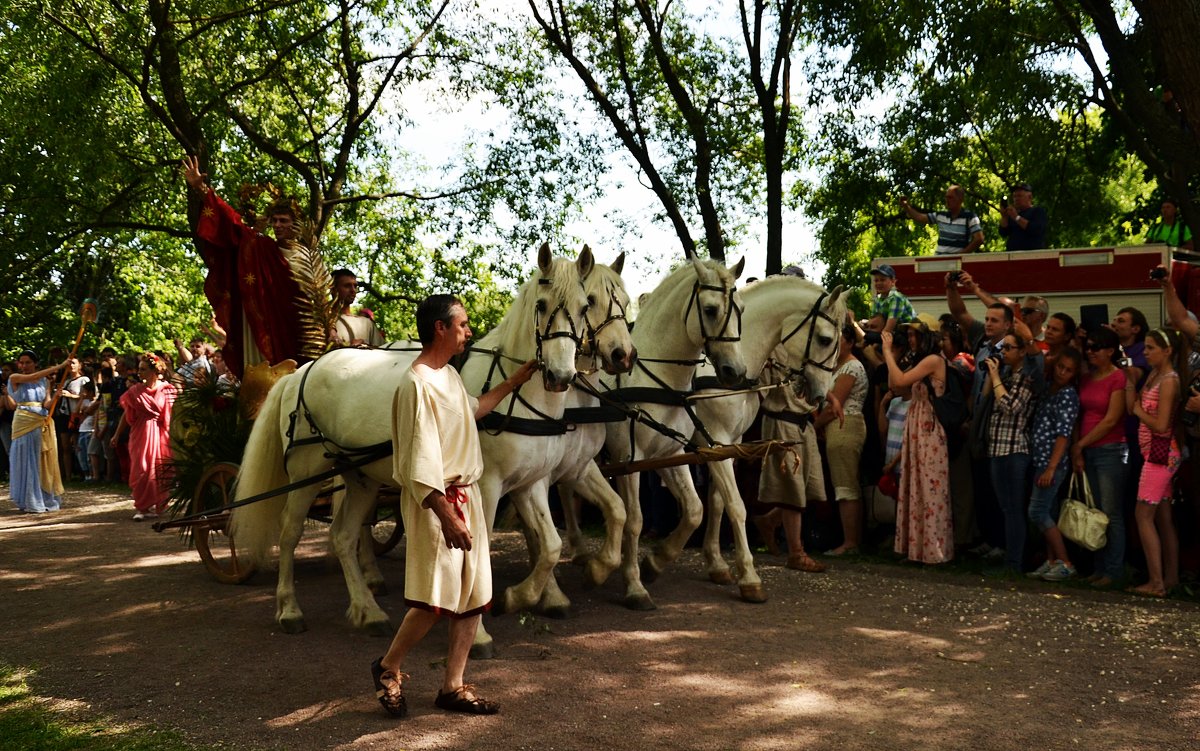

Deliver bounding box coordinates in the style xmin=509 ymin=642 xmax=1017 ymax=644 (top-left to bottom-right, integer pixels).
xmin=445 ymin=485 xmax=469 ymax=521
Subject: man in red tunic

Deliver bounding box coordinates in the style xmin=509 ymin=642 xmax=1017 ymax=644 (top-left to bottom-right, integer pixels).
xmin=181 ymin=154 xmax=305 ymax=379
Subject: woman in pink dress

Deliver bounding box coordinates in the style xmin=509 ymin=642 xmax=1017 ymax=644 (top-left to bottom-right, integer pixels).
xmin=111 ymin=354 xmax=177 ymax=520
xmin=1124 ymin=328 xmax=1185 ymax=597
xmin=882 ymin=318 xmax=953 ymax=564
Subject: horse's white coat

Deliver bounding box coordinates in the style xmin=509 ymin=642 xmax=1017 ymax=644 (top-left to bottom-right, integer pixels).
xmin=229 ymin=245 xmax=592 ymax=634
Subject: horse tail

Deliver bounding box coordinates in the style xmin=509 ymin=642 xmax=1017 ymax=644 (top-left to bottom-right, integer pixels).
xmin=229 ymin=375 xmax=292 ymax=568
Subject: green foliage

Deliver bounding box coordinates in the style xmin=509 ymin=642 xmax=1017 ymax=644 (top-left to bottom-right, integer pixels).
xmin=798 ymin=0 xmax=1161 ymax=305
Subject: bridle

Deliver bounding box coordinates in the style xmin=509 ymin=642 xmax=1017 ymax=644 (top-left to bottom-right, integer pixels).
xmin=773 ymin=291 xmax=839 ymax=398
xmin=533 ymin=277 xmax=587 ymax=364
xmin=683 ymin=280 xmax=743 ymax=354
xmin=580 ymin=281 xmax=629 ymax=360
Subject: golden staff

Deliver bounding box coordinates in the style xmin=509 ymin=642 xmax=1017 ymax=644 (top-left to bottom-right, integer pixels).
xmin=46 ymin=298 xmax=99 ymax=419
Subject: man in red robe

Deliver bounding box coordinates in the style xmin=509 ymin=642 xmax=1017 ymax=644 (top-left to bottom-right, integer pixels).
xmin=181 ymin=154 xmax=304 ymax=379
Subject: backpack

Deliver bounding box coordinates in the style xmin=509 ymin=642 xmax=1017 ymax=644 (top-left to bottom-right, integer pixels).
xmin=926 ymin=359 xmax=970 ymax=459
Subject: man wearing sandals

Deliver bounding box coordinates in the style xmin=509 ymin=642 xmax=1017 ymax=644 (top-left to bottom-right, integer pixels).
xmin=372 ymin=294 xmax=537 ymax=717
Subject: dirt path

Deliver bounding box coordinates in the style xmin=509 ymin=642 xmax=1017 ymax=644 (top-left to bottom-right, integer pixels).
xmin=2 ymin=485 xmax=1198 ymax=750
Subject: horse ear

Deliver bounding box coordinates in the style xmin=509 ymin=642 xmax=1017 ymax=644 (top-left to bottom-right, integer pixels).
xmin=826 ymin=285 xmax=845 ymax=306
xmin=728 ymin=256 xmax=746 ymax=281
xmin=538 ymin=242 xmax=553 ymax=275
xmin=577 ymin=244 xmax=595 ymax=280
xmin=690 ymin=255 xmax=709 ymax=281
xmin=610 ymin=251 xmax=626 ymax=275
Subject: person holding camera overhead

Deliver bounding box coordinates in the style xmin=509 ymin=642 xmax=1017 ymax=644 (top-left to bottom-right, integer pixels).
xmin=998 ymin=183 xmax=1048 ymax=251
xmin=900 ymin=185 xmax=985 ymax=255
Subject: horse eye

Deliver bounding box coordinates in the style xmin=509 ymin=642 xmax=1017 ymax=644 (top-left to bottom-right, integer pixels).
xmin=587 ymin=295 xmax=596 ymax=306
xmin=704 ymin=305 xmax=718 ymax=317
xmin=818 ymin=336 xmax=834 ymax=347
xmin=536 ymin=299 xmax=547 ymax=313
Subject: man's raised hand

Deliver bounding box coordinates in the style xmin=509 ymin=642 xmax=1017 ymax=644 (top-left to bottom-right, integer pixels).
xmin=181 ymin=155 xmax=207 ymax=192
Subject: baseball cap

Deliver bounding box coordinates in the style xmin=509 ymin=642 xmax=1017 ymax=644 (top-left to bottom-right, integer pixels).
xmin=1012 ymin=182 xmax=1033 ymax=193
xmin=869 ymin=264 xmax=897 ymax=279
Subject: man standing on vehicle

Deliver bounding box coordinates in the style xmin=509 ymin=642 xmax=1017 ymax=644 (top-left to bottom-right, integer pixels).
xmin=371 ymin=294 xmax=536 ymax=718
xmin=330 ymin=268 xmax=385 ymax=347
xmin=868 ymin=264 xmax=916 ymax=334
xmin=900 ymin=185 xmax=985 ymax=255
xmin=998 ymin=182 xmax=1048 ymax=251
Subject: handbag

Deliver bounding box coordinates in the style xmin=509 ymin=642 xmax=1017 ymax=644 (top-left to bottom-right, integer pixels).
xmin=1146 ymin=432 xmax=1172 ymax=465
xmin=1058 ymin=471 xmax=1109 ymax=552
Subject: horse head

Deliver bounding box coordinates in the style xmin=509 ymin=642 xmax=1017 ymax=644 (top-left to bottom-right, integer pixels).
xmin=530 ymin=241 xmax=592 ymax=392
xmin=580 ymin=247 xmax=636 ymax=374
xmin=775 ymin=283 xmax=847 ymax=408
xmin=687 ymin=255 xmax=747 ymax=387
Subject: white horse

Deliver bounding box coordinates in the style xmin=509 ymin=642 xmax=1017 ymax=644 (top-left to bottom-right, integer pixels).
xmin=469 ymin=249 xmax=637 ymax=658
xmin=560 ymin=256 xmax=747 ymax=610
xmin=691 ymin=276 xmax=846 ymax=602
xmin=229 ymin=243 xmax=591 ymax=634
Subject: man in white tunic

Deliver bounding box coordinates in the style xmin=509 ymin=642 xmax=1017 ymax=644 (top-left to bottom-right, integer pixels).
xmin=371 ymin=294 xmax=536 ymax=718
xmin=331 ymin=269 xmax=386 ymax=347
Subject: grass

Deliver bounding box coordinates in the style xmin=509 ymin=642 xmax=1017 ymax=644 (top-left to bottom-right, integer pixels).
xmin=0 ymin=664 xmax=232 ymax=751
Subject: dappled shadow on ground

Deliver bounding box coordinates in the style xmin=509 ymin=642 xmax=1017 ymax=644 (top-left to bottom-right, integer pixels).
xmin=2 ymin=485 xmax=1198 ymax=751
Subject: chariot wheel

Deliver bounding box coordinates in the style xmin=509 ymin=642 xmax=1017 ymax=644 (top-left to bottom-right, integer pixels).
xmin=192 ymin=461 xmax=256 ymax=584
xmin=371 ymin=491 xmax=404 ymax=556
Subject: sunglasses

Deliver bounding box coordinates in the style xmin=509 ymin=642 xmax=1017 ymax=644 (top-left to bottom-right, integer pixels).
xmin=1020 ymin=307 xmax=1039 ymax=316
xmin=1085 ymin=342 xmax=1111 ymax=352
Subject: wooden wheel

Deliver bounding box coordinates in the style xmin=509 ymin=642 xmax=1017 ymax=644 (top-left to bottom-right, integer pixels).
xmin=192 ymin=462 xmax=256 ymax=584
xmin=371 ymin=492 xmax=404 ymax=556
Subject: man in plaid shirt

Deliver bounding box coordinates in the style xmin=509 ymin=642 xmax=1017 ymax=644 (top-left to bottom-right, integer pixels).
xmin=868 ymin=264 xmax=916 ymax=334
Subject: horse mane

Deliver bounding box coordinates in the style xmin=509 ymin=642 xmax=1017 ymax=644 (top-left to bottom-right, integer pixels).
xmin=636 ymin=258 xmax=734 ymax=332
xmin=746 ymin=273 xmax=827 ymax=303
xmin=477 ymin=256 xmax=581 ymax=357
xmin=585 ymin=258 xmax=626 ymax=299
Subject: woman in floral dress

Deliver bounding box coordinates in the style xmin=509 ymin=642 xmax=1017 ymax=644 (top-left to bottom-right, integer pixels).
xmin=882 ymin=317 xmax=953 ymax=564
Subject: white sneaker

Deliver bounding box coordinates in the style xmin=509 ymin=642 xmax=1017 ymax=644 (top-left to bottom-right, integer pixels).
xmin=132 ymin=512 xmax=146 ymax=521
xmin=1026 ymin=560 xmax=1053 ymax=579
xmin=1042 ymin=561 xmax=1077 ymax=582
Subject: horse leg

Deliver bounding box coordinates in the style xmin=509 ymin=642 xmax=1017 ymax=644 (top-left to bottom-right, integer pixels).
xmin=570 ymin=465 xmax=627 ymax=588
xmin=558 ymin=482 xmax=588 ymax=564
xmin=709 ymin=458 xmax=766 ymax=603
xmin=500 ymin=481 xmax=569 ymax=617
xmin=702 ymin=459 xmax=735 ymax=586
xmin=471 ymin=619 xmax=496 ymax=660
xmin=330 ymin=476 xmax=392 ymax=636
xmin=642 ymin=465 xmax=704 ymax=580
xmin=275 ymin=486 xmax=320 ymax=634
xmin=617 ymin=472 xmax=655 ymax=610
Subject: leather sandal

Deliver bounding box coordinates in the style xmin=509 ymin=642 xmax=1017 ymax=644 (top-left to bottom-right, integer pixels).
xmin=435 ymin=684 xmax=499 ymax=715
xmin=786 ymin=554 xmax=828 ymax=573
xmin=370 ymin=658 xmax=408 ymax=717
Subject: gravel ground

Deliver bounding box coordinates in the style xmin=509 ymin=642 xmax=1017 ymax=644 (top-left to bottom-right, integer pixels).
xmin=2 ymin=484 xmax=1198 ymax=750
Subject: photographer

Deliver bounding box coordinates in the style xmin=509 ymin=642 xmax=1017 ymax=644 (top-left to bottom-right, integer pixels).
xmin=998 ymin=183 xmax=1048 ymax=251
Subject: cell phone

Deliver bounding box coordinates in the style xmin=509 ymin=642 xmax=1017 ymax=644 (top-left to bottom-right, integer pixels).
xmin=1118 ymin=356 xmax=1133 ymax=368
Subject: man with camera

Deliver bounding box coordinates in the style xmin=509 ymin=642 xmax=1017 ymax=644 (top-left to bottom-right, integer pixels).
xmin=998 ymin=183 xmax=1048 ymax=251
xmin=900 ymin=185 xmax=984 ymax=255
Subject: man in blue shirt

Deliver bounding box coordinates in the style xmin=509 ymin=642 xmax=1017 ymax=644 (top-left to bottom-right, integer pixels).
xmin=998 ymin=183 xmax=1048 ymax=251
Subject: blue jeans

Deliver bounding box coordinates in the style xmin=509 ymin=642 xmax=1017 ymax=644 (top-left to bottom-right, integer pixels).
xmin=1028 ymin=464 xmax=1069 ymax=532
xmin=990 ymin=452 xmax=1031 ymax=571
xmin=1083 ymin=443 xmax=1128 ymax=579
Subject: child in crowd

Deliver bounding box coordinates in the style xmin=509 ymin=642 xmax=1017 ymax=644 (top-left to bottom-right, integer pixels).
xmin=1027 ymin=348 xmax=1083 ymax=581
xmin=75 ymin=383 xmax=98 ymax=481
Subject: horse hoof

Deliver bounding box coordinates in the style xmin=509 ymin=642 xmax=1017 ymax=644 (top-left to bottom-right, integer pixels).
xmin=365 ymin=620 xmax=394 ymax=637
xmin=623 ymin=593 xmax=657 ymax=611
xmin=739 ymin=584 xmax=768 ymax=603
xmin=539 ymin=604 xmax=573 ymax=620
xmin=278 ymin=617 xmax=307 ymax=635
xmin=469 ymin=642 xmax=495 ymax=661
xmin=368 ymin=581 xmax=389 ymax=596
xmin=639 ymin=556 xmax=660 ymax=584
xmin=709 ymin=570 xmax=735 ymax=585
